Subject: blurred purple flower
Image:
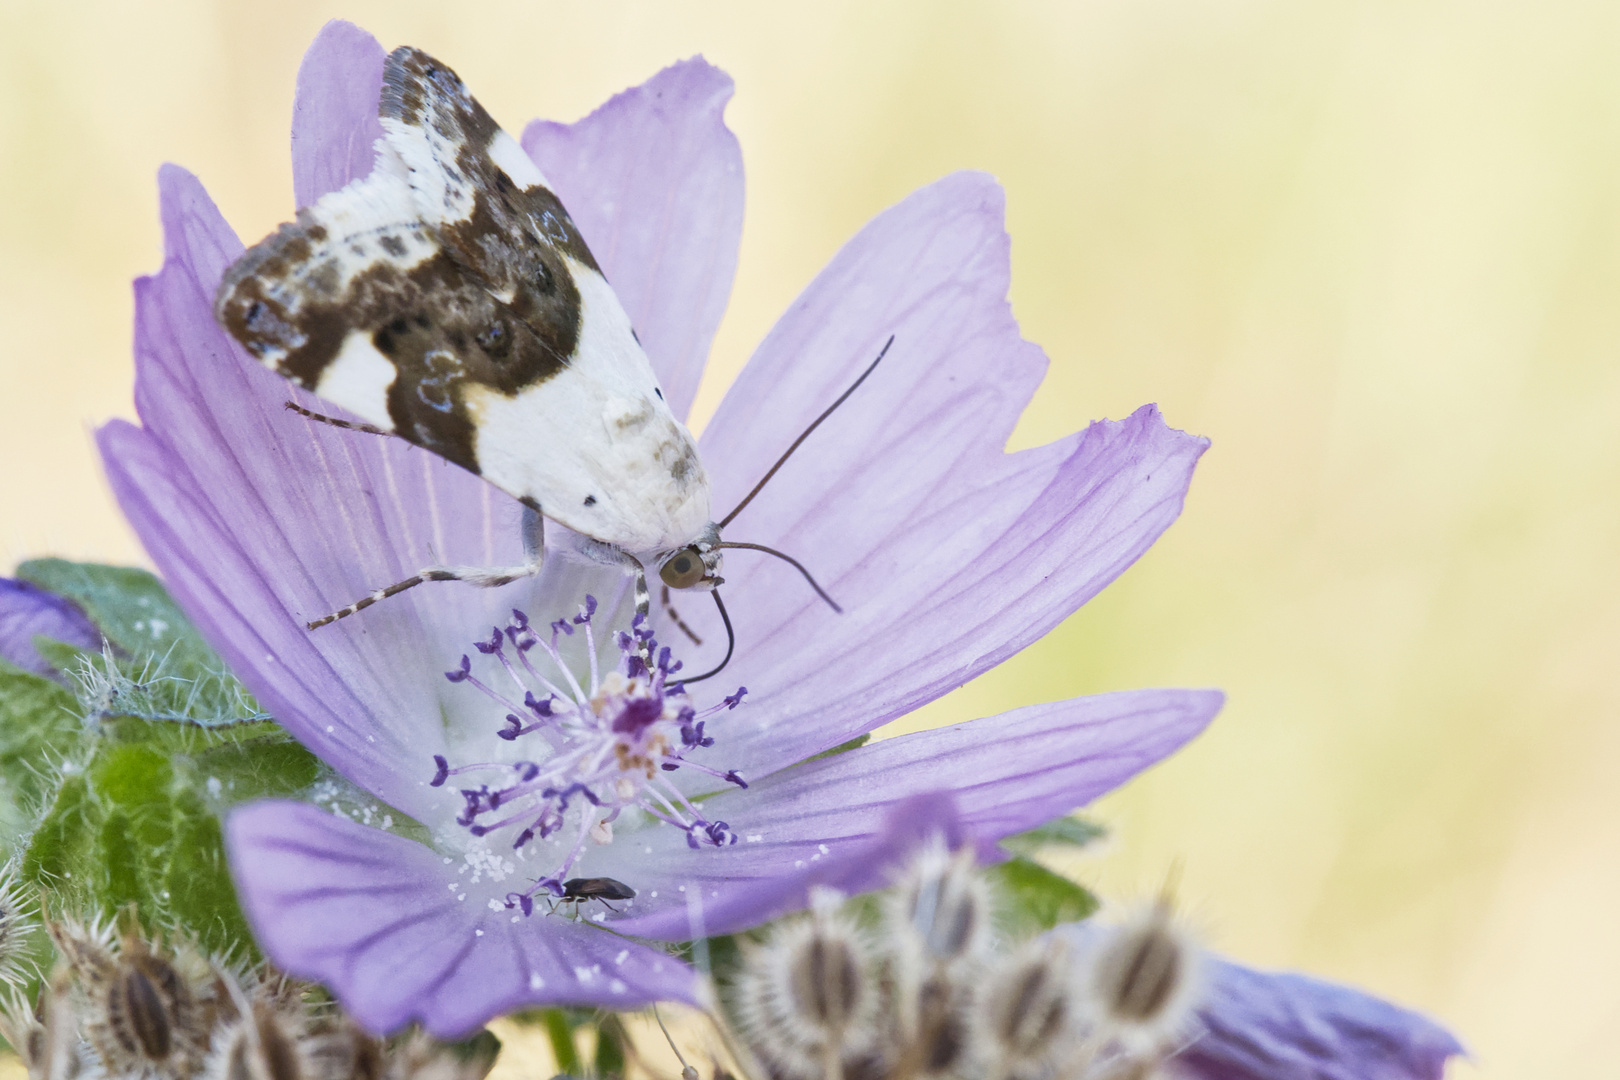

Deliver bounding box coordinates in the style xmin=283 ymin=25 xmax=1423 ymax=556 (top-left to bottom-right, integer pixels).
xmin=96 ymin=21 xmax=1221 ymax=1036
xmin=1053 ymin=921 xmax=1465 ymax=1080
xmin=0 ymin=578 xmax=98 ymax=680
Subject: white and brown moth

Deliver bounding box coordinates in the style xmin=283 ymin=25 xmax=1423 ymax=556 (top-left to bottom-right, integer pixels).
xmin=216 ymin=46 xmax=874 ymax=673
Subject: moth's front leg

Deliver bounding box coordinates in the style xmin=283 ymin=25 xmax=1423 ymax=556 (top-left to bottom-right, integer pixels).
xmin=305 ymin=506 xmax=547 ymax=630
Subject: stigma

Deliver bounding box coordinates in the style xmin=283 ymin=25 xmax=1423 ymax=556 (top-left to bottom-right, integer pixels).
xmin=430 ymin=597 xmax=747 ymax=915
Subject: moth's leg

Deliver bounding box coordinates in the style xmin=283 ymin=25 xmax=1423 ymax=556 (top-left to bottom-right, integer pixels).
xmin=284 ymin=401 xmax=392 ymax=437
xmin=659 ymin=585 xmax=704 ymax=646
xmin=305 ymin=507 xmax=547 ymax=630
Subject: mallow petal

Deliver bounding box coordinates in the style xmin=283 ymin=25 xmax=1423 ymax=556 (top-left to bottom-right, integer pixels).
xmin=0 ymin=578 xmax=99 ymax=678
xmin=99 ymin=165 xmax=559 ymax=817
xmin=290 ymin=20 xmax=387 ymax=209
xmin=227 ymin=801 xmax=698 ymax=1037
xmin=686 ymin=173 xmax=1209 ymax=776
xmin=605 ymin=688 xmax=1222 ymax=938
xmin=1174 ymin=955 xmax=1465 ymax=1080
xmin=523 ymin=58 xmax=743 ymax=422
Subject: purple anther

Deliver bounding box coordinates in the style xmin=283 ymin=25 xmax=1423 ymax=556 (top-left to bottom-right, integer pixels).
xmin=705 ymin=820 xmax=738 ymax=846
xmin=612 ymin=696 xmax=663 ymax=736
xmin=445 ymin=655 xmax=472 ymax=682
xmin=430 ymin=755 xmax=450 ymax=786
xmin=723 ymin=687 xmax=748 ymax=709
xmin=724 ymin=770 xmax=748 ymax=789
xmin=524 ymin=691 xmax=553 ymax=717
xmin=513 ymin=828 xmax=534 ymax=849
xmin=516 ymin=762 xmax=540 ymax=782
xmin=573 ymin=595 xmax=598 ymax=624
xmin=537 ymin=877 xmax=566 ymax=898
xmin=468 ymin=825 xmax=489 ymax=837
xmin=550 ymin=617 xmax=574 ymax=636
xmin=510 ymin=609 xmax=531 ymax=630
xmin=503 ymin=891 xmax=534 ymax=916
xmin=661 ymin=762 xmax=680 ymax=771
xmin=474 ymin=626 xmax=504 ymax=654
xmin=457 ymin=788 xmax=487 ymax=825
xmin=685 ymin=828 xmax=701 ymax=850
xmin=498 ymin=715 xmax=523 ymax=741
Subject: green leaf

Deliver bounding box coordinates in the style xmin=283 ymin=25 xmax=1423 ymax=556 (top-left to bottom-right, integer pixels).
xmin=17 ymin=560 xmax=217 ymax=674
xmin=540 ymin=1009 xmax=582 ymax=1076
xmin=986 ymin=856 xmax=1099 ymax=938
xmin=593 ymin=1014 xmax=627 ymax=1078
xmin=21 ymin=774 xmax=97 ymax=887
xmin=17 ymin=560 xmax=269 ymax=728
xmin=0 ymin=662 xmax=87 ymax=838
xmin=1000 ymin=815 xmax=1107 ymax=856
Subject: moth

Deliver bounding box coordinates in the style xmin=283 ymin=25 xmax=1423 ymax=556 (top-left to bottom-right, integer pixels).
xmin=215 ymin=46 xmax=884 ymax=677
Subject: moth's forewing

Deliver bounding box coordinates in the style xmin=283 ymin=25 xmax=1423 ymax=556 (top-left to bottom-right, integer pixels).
xmin=215 ymin=47 xmax=711 ymax=556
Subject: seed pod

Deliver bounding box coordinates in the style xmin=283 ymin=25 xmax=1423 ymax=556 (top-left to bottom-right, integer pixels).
xmin=732 ymin=900 xmax=879 ymax=1080
xmin=0 ymin=862 xmax=40 ymax=989
xmin=976 ymin=940 xmax=1079 ymax=1076
xmin=885 ymin=842 xmax=990 ymax=968
xmin=1086 ymin=902 xmax=1203 ymax=1051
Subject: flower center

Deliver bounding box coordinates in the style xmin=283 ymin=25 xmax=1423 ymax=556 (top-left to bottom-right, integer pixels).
xmin=430 ymin=597 xmax=747 ymax=916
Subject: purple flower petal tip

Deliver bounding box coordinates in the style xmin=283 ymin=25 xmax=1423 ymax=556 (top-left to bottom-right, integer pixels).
xmin=292 ymin=21 xmax=387 ymax=208
xmin=1177 ymin=955 xmax=1466 ymax=1080
xmin=227 ymin=801 xmax=699 ymax=1037
xmin=0 ymin=578 xmax=99 ymax=679
xmin=522 ymin=55 xmax=742 ymax=421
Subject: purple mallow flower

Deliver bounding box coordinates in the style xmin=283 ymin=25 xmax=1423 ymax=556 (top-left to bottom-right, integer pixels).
xmin=97 ymin=20 xmax=1223 ymax=1036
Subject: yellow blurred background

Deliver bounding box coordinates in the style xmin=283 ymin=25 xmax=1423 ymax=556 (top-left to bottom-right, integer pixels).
xmin=3 ymin=2 xmax=1617 ymax=1076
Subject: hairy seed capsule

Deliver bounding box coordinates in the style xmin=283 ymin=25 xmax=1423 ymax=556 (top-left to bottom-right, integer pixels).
xmin=1087 ymin=902 xmax=1203 ymax=1050
xmin=788 ymin=933 xmax=864 ymax=1031
xmin=983 ymin=946 xmax=1073 ymax=1065
xmin=888 ymin=843 xmax=989 ymax=966
xmin=733 ymin=899 xmax=879 ymax=1080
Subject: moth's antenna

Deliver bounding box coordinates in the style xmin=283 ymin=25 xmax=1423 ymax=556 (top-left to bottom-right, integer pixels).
xmin=679 ymin=591 xmax=735 ymax=684
xmin=714 ymin=541 xmax=841 ymax=613
xmin=718 ymin=336 xmax=894 ymax=530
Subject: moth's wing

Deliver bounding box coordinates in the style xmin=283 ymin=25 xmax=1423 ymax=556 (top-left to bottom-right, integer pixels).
xmin=214 ymin=164 xmax=710 ymax=553
xmin=365 ymin=46 xmax=712 ymax=552
xmin=214 ymin=168 xmax=559 ymax=484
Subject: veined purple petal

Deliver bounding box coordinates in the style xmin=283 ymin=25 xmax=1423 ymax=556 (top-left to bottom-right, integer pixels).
xmin=1053 ymin=922 xmax=1464 ymax=1080
xmin=1178 ymin=956 xmax=1466 ymax=1080
xmin=605 ymin=688 xmax=1222 ymax=938
xmin=227 ymin=801 xmax=698 ymax=1037
xmin=523 ymin=58 xmax=743 ymax=422
xmin=291 ymin=20 xmax=387 ymax=208
xmin=0 ymin=578 xmax=99 ymax=679
xmin=682 ymin=173 xmax=1209 ymax=777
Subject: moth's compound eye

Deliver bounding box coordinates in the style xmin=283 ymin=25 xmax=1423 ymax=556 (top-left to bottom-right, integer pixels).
xmin=660 ymin=547 xmax=707 ymax=590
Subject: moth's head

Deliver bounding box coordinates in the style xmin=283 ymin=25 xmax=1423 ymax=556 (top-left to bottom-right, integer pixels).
xmin=658 ymin=527 xmax=723 ymax=591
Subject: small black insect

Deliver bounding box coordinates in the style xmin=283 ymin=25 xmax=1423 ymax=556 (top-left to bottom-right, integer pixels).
xmin=553 ymin=876 xmax=637 ymax=916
